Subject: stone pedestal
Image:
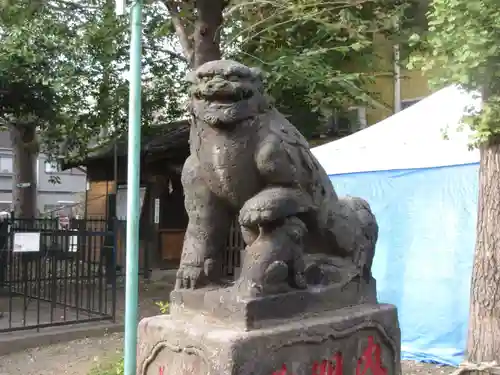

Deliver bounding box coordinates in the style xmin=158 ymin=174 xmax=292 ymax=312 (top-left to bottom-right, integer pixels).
xmin=137 ymin=295 xmax=401 ymax=375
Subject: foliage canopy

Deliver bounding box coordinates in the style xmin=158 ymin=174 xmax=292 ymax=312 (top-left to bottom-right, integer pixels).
xmin=227 ymin=0 xmax=411 ymax=136
xmin=0 ymin=0 xmax=428 ymax=155
xmin=0 ymin=0 xmax=187 ymax=160
xmin=410 ymin=0 xmax=500 ymax=146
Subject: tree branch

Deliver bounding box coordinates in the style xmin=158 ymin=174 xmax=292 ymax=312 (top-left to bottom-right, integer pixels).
xmin=193 ymin=0 xmax=225 ymax=67
xmin=143 ymin=45 xmax=188 ymax=63
xmin=161 ymin=0 xmax=195 ymax=66
xmin=0 ymin=116 xmax=37 ymax=129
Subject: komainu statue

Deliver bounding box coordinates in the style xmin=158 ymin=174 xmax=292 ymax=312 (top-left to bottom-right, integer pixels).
xmin=177 ymin=59 xmax=378 ymax=300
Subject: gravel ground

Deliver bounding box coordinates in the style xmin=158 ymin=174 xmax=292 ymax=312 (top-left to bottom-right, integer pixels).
xmin=0 ymin=280 xmax=169 ymax=375
xmin=0 ymin=334 xmax=124 ymax=375
xmin=0 ymin=280 xmax=457 ymax=375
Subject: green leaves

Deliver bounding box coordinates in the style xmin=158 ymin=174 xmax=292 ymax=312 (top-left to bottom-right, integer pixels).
xmin=226 ymin=0 xmax=409 ymax=135
xmin=411 ymin=0 xmax=500 ymax=146
xmin=0 ymin=0 xmax=187 ymax=161
xmin=0 ymin=0 xmax=432 ymax=158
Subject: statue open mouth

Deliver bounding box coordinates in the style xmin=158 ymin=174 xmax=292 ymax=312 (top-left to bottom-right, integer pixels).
xmin=193 ymin=84 xmax=254 ymax=104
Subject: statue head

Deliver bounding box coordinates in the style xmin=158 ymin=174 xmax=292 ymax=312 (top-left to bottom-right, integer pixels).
xmin=187 ymin=60 xmax=269 ymax=128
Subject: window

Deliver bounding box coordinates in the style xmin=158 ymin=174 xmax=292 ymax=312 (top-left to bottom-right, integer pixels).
xmin=0 ymin=156 xmax=13 ymax=173
xmin=57 ymin=201 xmax=75 ymax=217
xmin=328 ymin=106 xmax=368 ymax=136
xmin=116 ymin=186 xmax=147 ymax=220
xmin=44 ymin=161 xmax=60 ymax=173
xmin=347 ymin=106 xmax=368 ymax=130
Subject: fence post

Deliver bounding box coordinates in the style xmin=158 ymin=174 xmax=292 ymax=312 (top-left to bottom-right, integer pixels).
xmin=111 ymin=217 xmax=117 ymax=322
xmin=0 ymin=213 xmax=9 ymax=292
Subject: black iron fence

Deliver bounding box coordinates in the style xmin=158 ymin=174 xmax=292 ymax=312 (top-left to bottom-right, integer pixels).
xmin=0 ymin=216 xmax=116 ymax=333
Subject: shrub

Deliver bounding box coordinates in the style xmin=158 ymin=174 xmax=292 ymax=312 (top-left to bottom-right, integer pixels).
xmin=89 ymin=358 xmax=123 ymax=375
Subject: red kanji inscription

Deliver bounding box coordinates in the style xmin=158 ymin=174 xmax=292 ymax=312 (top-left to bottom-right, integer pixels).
xmin=312 ymin=353 xmax=343 ymax=375
xmin=272 ymin=364 xmax=291 ymax=375
xmin=356 ymin=336 xmax=387 ymax=375
xmin=158 ymin=365 xmax=166 ymax=375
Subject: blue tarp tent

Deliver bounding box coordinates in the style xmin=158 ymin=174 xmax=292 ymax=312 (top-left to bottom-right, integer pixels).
xmin=311 ymin=86 xmax=481 ymax=366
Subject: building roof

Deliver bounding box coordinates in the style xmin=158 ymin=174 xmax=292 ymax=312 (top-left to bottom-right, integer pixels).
xmin=62 ymin=120 xmax=190 ymax=170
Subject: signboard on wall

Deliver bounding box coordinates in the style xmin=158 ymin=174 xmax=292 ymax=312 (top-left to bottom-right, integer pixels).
xmin=13 ymin=232 xmax=40 ymax=252
xmin=68 ymin=229 xmax=78 ymax=252
xmin=116 ymin=186 xmax=146 ymax=220
xmin=154 ymin=198 xmax=160 ymax=224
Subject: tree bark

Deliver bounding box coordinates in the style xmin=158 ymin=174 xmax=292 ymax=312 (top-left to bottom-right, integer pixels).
xmin=193 ymin=0 xmax=225 ymax=68
xmin=466 ymin=140 xmax=500 ymax=365
xmin=163 ymin=1 xmax=195 ymax=65
xmin=10 ymin=125 xmax=38 ymax=219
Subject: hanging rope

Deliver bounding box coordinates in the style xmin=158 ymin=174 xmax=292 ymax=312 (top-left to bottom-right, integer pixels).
xmin=451 ymin=361 xmax=500 ymax=375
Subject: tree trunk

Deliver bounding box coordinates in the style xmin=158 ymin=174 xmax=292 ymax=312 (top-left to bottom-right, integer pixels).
xmin=10 ymin=125 xmax=37 ymax=219
xmin=193 ymin=0 xmax=225 ymax=68
xmin=466 ymin=141 xmax=500 ymax=364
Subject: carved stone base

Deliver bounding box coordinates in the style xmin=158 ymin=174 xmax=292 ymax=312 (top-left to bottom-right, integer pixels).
xmin=169 ymin=276 xmax=377 ymax=331
xmin=136 ymin=304 xmax=401 ymax=375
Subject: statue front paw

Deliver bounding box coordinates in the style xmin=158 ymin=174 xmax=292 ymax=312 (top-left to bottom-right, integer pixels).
xmin=264 ymin=261 xmax=308 ymax=290
xmin=234 ymin=278 xmax=264 ymax=298
xmin=175 ymin=264 xmax=206 ymax=290
xmin=262 ymin=260 xmax=289 ymax=285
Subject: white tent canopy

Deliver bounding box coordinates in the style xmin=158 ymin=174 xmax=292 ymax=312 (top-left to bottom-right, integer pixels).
xmin=311 ymin=85 xmax=481 ymax=175
xmin=310 ymin=85 xmax=482 ymax=364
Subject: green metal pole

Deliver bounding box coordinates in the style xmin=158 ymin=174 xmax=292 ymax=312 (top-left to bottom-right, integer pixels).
xmin=124 ymin=1 xmax=142 ymax=374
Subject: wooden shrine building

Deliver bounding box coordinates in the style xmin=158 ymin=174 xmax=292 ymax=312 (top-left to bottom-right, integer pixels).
xmin=62 ymin=121 xmax=244 ymax=277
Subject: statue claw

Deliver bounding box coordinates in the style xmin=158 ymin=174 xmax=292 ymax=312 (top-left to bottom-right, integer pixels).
xmin=175 ymin=264 xmax=206 ymax=290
